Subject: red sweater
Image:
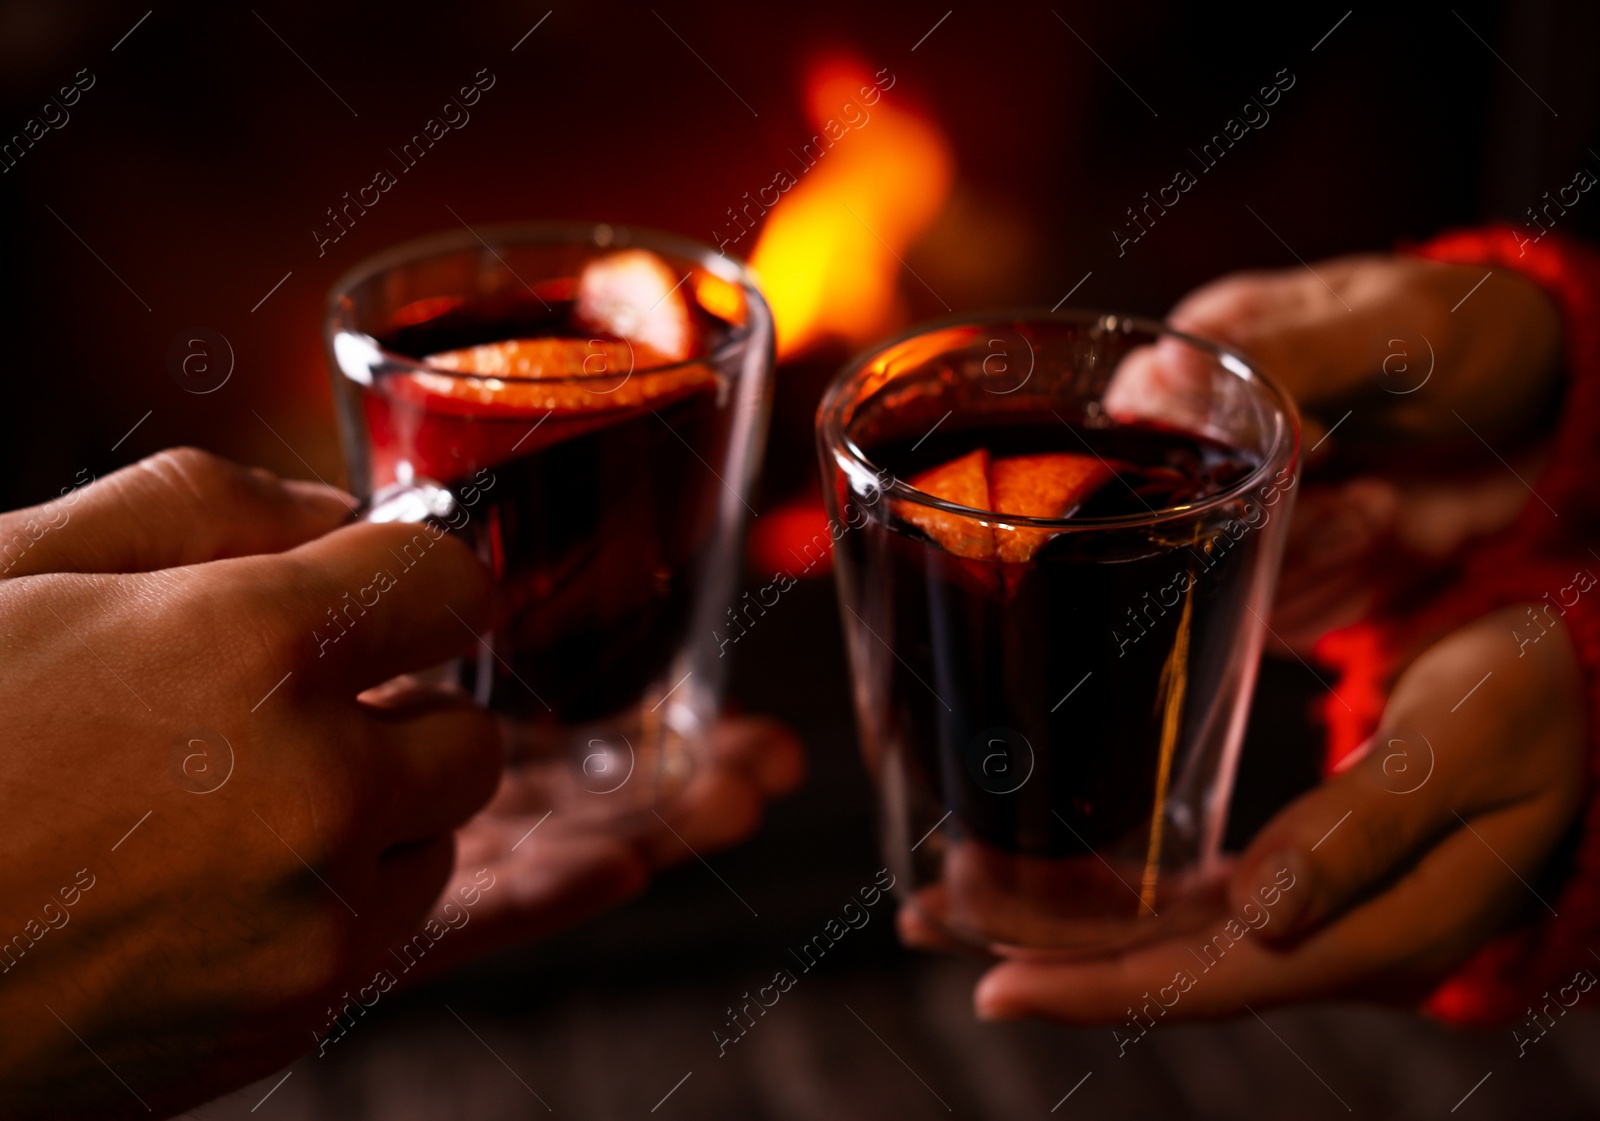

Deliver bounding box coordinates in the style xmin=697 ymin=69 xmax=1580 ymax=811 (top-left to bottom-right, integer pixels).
xmin=1313 ymin=225 xmax=1600 ymax=1025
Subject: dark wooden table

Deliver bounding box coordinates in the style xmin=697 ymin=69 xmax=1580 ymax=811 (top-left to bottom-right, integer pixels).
xmin=189 ymin=580 xmax=1600 ymax=1120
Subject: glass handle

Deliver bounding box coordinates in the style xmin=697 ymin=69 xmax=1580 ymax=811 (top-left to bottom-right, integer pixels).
xmin=352 ymin=479 xmax=459 ymax=526
xmin=349 ymin=479 xmax=482 ymax=701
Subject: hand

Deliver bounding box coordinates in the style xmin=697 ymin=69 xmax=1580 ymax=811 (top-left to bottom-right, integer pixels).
xmin=1108 ymin=254 xmax=1564 ymax=647
xmin=957 ymin=604 xmax=1587 ymax=1022
xmin=1166 ymin=253 xmax=1562 ymax=442
xmin=403 ymin=715 xmax=804 ymax=981
xmin=0 ymin=449 xmax=501 ymax=1120
xmin=907 ymin=254 xmax=1586 ymax=1025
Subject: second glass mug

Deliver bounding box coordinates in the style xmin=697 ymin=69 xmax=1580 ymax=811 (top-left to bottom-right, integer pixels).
xmin=818 ymin=313 xmax=1300 ymax=955
xmin=325 ymin=222 xmax=774 ymax=818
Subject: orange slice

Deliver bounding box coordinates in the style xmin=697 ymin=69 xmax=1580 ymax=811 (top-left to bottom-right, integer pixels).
xmin=385 ymin=338 xmax=717 ymax=422
xmin=899 ymin=449 xmax=995 ymax=560
xmin=896 ymin=449 xmax=1113 ymax=573
xmin=426 ymin=337 xmax=656 ymax=379
xmin=576 ymin=249 xmax=695 ymax=362
xmin=989 ymin=454 xmax=1112 ymax=563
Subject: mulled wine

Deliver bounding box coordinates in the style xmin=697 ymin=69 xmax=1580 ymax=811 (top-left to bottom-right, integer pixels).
xmin=851 ymin=413 xmax=1262 ymax=860
xmin=362 ymin=293 xmax=729 ymax=725
xmin=819 ymin=314 xmax=1298 ymax=947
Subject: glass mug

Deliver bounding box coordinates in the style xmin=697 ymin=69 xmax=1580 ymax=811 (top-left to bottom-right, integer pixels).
xmin=817 ymin=312 xmax=1299 ymax=954
xmin=326 ymin=222 xmax=774 ymax=818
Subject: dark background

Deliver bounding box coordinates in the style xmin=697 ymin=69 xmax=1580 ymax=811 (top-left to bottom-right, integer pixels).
xmin=2 ymin=0 xmax=1598 ymax=506
xmin=4 ymin=2 xmax=1600 ymax=1117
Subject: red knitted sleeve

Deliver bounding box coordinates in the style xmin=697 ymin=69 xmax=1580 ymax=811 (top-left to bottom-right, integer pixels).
xmin=1310 ymin=225 xmax=1600 ymax=1025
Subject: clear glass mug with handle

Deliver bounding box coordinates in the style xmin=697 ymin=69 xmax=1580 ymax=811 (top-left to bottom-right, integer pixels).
xmin=817 ymin=312 xmax=1299 ymax=955
xmin=326 ymin=222 xmax=774 ymax=820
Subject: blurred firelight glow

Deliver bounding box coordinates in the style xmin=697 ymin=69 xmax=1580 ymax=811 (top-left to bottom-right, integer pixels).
xmin=750 ymin=54 xmax=953 ymax=360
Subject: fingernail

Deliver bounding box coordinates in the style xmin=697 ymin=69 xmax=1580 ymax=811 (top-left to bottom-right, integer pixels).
xmin=284 ymin=479 xmax=357 ymax=515
xmin=1330 ymin=736 xmax=1374 ymax=774
xmin=975 ymin=995 xmax=1022 ymax=1022
xmin=974 ymin=975 xmax=1024 ymax=1022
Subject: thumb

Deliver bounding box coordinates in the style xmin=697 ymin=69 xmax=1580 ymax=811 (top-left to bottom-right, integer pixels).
xmin=1229 ymin=721 xmax=1455 ymax=943
xmin=1167 ymin=270 xmax=1278 ymax=344
xmin=1243 ymin=608 xmax=1590 ymax=943
xmin=1167 ymin=260 xmax=1383 ymax=412
xmin=0 ymin=447 xmax=353 ymax=578
xmin=1227 ymin=610 xmax=1553 ymax=942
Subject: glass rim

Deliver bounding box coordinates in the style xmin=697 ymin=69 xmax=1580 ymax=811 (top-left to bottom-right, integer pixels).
xmin=817 ymin=308 xmax=1302 ymax=532
xmin=323 ymin=220 xmax=769 ymax=385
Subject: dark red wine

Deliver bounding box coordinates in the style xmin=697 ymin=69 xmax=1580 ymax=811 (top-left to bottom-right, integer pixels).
xmin=842 ymin=412 xmax=1266 ymax=861
xmin=361 ymin=294 xmax=732 ymax=725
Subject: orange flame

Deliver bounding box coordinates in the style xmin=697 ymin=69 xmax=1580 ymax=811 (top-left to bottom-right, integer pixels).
xmin=750 ymin=54 xmax=953 ymax=360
